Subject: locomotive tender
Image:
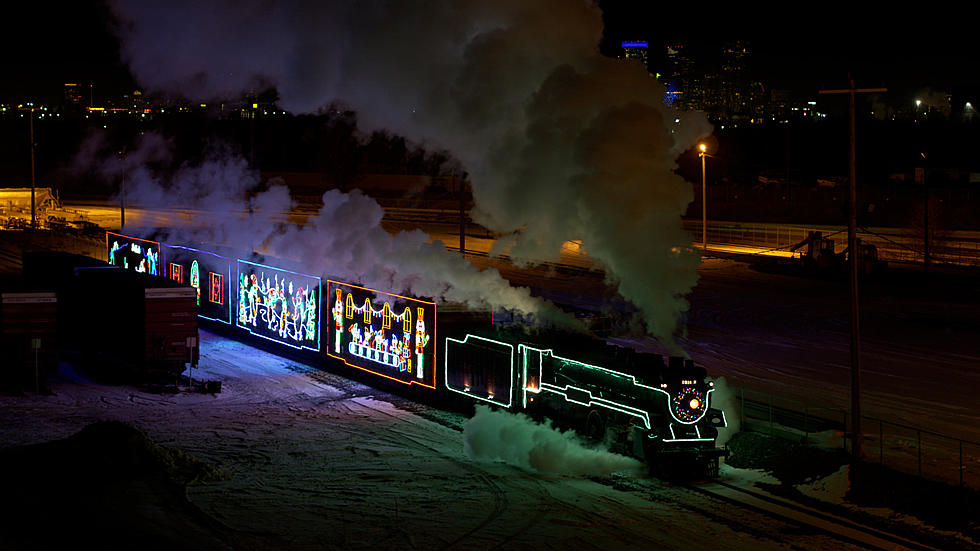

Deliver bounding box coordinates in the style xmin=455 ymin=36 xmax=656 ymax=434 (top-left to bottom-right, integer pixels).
xmin=106 ymin=231 xmax=728 ymax=475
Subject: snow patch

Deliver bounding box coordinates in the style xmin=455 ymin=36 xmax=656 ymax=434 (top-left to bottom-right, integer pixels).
xmin=718 ymin=464 xmax=780 ymax=485
xmin=463 ymin=405 xmax=644 ymax=477
xmin=794 ymin=465 xmax=850 ymax=504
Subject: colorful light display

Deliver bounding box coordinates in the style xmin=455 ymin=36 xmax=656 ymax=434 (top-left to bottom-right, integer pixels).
xmin=327 ymin=281 xmax=436 ymax=388
xmin=237 ymin=260 xmax=320 ymax=351
xmin=106 ymin=232 xmax=160 ymax=276
xmin=671 ymin=386 xmax=708 ymax=423
xmin=162 ymin=244 xmax=232 ymax=324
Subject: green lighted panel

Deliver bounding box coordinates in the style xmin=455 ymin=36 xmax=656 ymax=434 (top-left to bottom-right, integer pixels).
xmin=444 ymin=334 xmax=515 ymax=408
xmin=444 ymin=336 xmax=718 ymax=442
xmin=519 ymin=344 xmax=715 ymax=430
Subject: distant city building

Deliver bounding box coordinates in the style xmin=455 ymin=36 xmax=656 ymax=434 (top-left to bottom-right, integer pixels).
xmin=652 ymin=40 xmax=773 ymax=126
xmin=63 ymin=83 xmax=83 ymax=105
xmin=620 ymin=40 xmax=649 ymax=72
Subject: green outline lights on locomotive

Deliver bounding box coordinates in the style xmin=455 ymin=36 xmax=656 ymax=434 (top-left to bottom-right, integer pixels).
xmin=445 ymin=333 xmax=728 ymax=468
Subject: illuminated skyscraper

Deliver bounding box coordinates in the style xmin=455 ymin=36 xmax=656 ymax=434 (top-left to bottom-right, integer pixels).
xmin=63 ymin=83 xmax=83 ymax=105
xmin=621 ymin=40 xmax=649 ymax=72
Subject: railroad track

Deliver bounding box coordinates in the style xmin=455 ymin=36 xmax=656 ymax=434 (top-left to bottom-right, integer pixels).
xmin=685 ymin=479 xmax=947 ymax=551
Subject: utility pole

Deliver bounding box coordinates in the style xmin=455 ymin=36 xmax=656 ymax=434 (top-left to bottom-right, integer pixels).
xmin=455 ymin=170 xmax=466 ymax=256
xmin=819 ymin=78 xmax=886 ymax=461
xmin=920 ymin=153 xmax=930 ymax=273
xmin=18 ymin=104 xmax=39 ymax=229
xmin=118 ymin=148 xmax=127 ymax=231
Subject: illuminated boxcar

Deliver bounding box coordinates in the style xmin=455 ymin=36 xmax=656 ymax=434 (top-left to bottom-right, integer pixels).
xmin=162 ymin=244 xmax=233 ymax=324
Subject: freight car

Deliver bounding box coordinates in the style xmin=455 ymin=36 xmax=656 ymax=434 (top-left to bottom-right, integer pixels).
xmin=105 ymin=232 xmax=728 ymax=476
xmin=1 ymin=276 xmax=58 ymax=392
xmin=24 ymin=251 xmax=199 ymax=380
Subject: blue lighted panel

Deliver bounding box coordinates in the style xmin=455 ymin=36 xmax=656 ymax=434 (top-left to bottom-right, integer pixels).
xmin=163 ymin=244 xmax=232 ymax=324
xmin=236 ymin=259 xmax=321 ymax=352
xmin=327 ymin=280 xmax=436 ymax=389
xmin=106 ymin=231 xmax=160 ymax=276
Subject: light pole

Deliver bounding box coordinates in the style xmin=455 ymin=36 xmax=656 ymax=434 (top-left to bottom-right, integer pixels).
xmin=698 ymin=143 xmax=711 ymax=252
xmin=17 ymin=104 xmax=39 ymax=229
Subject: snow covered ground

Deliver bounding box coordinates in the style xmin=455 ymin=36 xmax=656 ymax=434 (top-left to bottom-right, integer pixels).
xmin=1 ymin=328 xmax=971 ymax=550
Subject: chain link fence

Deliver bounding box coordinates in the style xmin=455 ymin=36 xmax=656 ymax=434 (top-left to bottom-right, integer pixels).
xmin=733 ymin=386 xmax=980 ymax=489
xmin=685 ymin=220 xmax=980 ymax=267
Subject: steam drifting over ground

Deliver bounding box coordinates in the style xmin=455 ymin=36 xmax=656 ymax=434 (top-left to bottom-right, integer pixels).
xmin=464 ymin=405 xmax=645 ymax=476
xmin=109 ymin=0 xmax=711 ymax=342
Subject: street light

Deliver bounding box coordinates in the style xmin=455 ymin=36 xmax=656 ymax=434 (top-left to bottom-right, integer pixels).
xmin=698 ymin=143 xmax=711 ymax=252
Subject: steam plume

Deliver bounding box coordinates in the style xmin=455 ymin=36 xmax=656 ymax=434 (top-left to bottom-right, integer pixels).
xmin=109 ymin=0 xmax=711 ymax=342
xmin=464 ymin=405 xmax=644 ymax=476
xmin=74 ymin=134 xmax=573 ymax=324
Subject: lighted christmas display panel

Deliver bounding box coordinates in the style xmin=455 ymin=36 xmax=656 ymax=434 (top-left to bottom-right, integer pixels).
xmin=106 ymin=232 xmax=160 ymax=276
xmin=327 ymin=281 xmax=436 ymax=388
xmin=236 ymin=260 xmax=321 ymax=352
xmin=162 ymin=244 xmax=232 ymax=324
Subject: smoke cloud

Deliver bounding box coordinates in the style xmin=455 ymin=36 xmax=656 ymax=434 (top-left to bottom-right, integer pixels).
xmin=464 ymin=405 xmax=644 ymax=476
xmin=73 ymin=133 xmax=573 ymax=324
xmin=108 ymin=0 xmax=711 ymax=342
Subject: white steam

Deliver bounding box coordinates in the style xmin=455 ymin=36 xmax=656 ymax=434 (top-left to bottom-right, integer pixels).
xmin=710 ymin=376 xmax=740 ymax=449
xmin=463 ymin=405 xmax=644 ymax=476
xmin=109 ymin=0 xmax=712 ymax=342
xmin=75 ymin=134 xmax=573 ymax=324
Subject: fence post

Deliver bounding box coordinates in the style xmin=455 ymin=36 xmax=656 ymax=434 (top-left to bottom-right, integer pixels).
xmin=740 ymin=387 xmax=745 ymax=428
xmin=803 ymin=405 xmax=809 ymax=444
xmin=918 ymin=430 xmax=922 ymax=477
xmin=769 ymin=393 xmax=774 ymax=434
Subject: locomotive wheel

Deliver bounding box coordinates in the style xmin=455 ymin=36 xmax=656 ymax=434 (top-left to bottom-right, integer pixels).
xmin=584 ymin=409 xmax=605 ymax=442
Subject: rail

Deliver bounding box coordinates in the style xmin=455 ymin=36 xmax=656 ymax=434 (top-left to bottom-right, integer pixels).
xmin=733 ymin=386 xmax=980 ymax=489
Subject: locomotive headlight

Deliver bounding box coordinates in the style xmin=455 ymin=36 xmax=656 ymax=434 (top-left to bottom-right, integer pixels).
xmin=689 ymin=398 xmax=700 ymax=409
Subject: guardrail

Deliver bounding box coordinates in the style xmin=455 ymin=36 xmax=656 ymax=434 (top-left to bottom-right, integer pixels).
xmin=685 ymin=220 xmax=980 ymax=267
xmin=734 ymin=386 xmax=980 ymax=489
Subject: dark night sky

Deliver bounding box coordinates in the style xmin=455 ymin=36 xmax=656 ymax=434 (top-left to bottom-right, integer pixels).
xmin=2 ymin=1 xmax=976 ymax=106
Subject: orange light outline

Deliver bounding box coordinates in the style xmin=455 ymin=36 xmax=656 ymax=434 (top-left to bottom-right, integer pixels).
xmin=326 ymin=280 xmax=437 ymax=390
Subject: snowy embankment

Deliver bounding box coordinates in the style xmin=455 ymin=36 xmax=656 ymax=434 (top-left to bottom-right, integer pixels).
xmin=1 ymin=328 xmax=973 ymax=550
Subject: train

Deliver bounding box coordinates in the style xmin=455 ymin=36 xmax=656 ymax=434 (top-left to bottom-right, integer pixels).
xmin=100 ymin=230 xmax=729 ymax=476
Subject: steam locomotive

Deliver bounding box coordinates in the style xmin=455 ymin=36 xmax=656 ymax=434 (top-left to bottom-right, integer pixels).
xmin=104 ymin=231 xmax=729 ymax=476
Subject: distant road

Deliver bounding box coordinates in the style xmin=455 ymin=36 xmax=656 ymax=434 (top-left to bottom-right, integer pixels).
xmin=60 ymin=199 xmax=980 ymax=268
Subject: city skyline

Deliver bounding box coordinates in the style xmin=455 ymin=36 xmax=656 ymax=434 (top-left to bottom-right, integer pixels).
xmin=4 ymin=1 xmax=976 ymax=111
